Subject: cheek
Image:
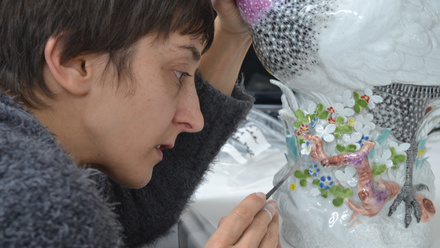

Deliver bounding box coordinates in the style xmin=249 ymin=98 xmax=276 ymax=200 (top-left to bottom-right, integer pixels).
xmin=104 ymin=158 xmax=156 ymax=189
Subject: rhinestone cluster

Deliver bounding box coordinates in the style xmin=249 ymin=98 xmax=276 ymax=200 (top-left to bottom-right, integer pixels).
xmin=237 ymin=0 xmax=337 ymax=82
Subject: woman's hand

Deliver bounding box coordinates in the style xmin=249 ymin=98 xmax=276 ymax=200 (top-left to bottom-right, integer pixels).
xmin=204 ymin=193 xmax=281 ymax=248
xmin=211 ymin=0 xmax=249 ymax=36
xmin=199 ymin=0 xmax=252 ymax=96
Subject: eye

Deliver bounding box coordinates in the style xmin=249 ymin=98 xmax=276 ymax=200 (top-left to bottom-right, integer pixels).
xmin=174 ymin=71 xmax=191 ymax=83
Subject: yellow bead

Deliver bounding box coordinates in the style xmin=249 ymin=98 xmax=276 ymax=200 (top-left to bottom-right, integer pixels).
xmin=290 ymin=183 xmax=296 ymax=191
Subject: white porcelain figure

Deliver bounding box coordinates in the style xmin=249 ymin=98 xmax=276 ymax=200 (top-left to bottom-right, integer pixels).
xmin=237 ymin=0 xmax=440 ymax=247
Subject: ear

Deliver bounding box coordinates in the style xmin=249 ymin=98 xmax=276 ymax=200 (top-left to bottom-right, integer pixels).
xmin=44 ymin=36 xmax=93 ymax=96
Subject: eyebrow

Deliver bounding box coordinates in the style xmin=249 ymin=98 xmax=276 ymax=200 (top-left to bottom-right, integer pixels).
xmin=178 ymin=45 xmax=201 ymax=61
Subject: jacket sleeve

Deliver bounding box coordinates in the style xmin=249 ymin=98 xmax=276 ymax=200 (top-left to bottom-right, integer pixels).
xmin=95 ymin=74 xmax=254 ymax=248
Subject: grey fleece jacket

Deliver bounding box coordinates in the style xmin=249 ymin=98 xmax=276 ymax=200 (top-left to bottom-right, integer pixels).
xmin=0 ymin=74 xmax=253 ymax=248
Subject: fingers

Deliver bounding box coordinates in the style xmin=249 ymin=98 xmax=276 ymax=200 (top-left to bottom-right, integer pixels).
xmin=217 ymin=216 xmax=227 ymax=227
xmin=208 ymin=193 xmax=267 ymax=245
xmin=206 ymin=193 xmax=281 ymax=248
xmin=261 ymin=212 xmax=281 ymax=248
xmin=234 ymin=200 xmax=278 ymax=247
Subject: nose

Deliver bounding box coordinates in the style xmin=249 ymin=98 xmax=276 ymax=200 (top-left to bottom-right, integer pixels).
xmin=173 ymin=82 xmax=204 ymax=133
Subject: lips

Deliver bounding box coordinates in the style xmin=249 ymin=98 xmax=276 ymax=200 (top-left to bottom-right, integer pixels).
xmin=155 ymin=146 xmax=163 ymax=161
xmin=154 ymin=144 xmax=174 ymax=161
xmin=156 ymin=144 xmax=174 ymax=150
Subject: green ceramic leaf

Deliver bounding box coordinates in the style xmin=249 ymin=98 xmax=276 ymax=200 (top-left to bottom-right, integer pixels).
xmin=329 ymin=185 xmax=343 ymax=196
xmin=358 ymin=99 xmax=368 ymax=108
xmin=334 ymin=130 xmax=343 ymax=138
xmin=294 ymin=121 xmax=301 ymax=129
xmin=333 ymin=197 xmax=344 ymax=207
xmin=295 ymin=109 xmax=305 ymax=120
xmin=395 ymin=155 xmax=407 ymax=163
xmin=339 ymin=125 xmax=353 ymax=133
xmin=353 ymin=92 xmax=360 ymax=100
xmin=336 ymin=116 xmax=345 ymax=125
xmin=347 ymin=144 xmax=357 ymax=152
xmin=294 ymin=170 xmax=305 ymax=179
xmin=318 ymin=111 xmax=329 ymax=120
xmin=354 ymin=105 xmax=361 ymax=113
xmin=316 ymin=104 xmax=324 ymax=113
xmin=336 ymin=144 xmax=346 ymax=153
xmin=304 ymin=115 xmax=312 ymax=124
xmin=390 ymin=147 xmax=396 ymax=156
xmin=342 ymin=188 xmax=353 ymax=198
xmin=320 ymin=189 xmax=328 ymax=198
xmin=372 ymin=163 xmax=387 ymax=177
xmin=304 ymin=169 xmax=311 ymax=177
xmin=313 ymin=179 xmax=320 ymax=186
xmin=300 ymin=179 xmax=307 ymax=187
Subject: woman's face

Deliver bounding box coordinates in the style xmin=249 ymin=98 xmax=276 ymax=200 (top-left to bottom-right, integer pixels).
xmin=81 ymin=33 xmax=205 ymax=188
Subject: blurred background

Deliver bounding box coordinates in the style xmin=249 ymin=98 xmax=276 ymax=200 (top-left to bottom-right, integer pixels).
xmin=241 ymin=47 xmax=282 ymax=118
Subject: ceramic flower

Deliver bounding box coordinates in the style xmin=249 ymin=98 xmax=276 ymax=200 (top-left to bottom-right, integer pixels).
xmin=311 ymin=117 xmax=319 ymax=129
xmin=387 ymin=166 xmax=406 ymax=185
xmin=309 ymin=187 xmax=321 ymax=197
xmin=327 ymin=106 xmax=336 ymax=115
xmin=306 ymin=102 xmax=317 ymax=114
xmin=301 ymin=141 xmax=312 ymax=155
xmin=300 ymin=123 xmax=310 ymax=132
xmin=342 ymin=132 xmax=363 ymax=146
xmin=335 ymin=90 xmax=355 ymax=108
xmin=373 ymin=149 xmax=394 ymax=169
xmin=309 ymin=164 xmax=320 ymax=177
xmin=362 ymin=88 xmax=383 ymax=109
xmin=334 ymin=102 xmax=355 ymax=118
xmin=347 ymin=117 xmax=356 ymax=127
xmin=335 ymin=166 xmax=358 ymax=188
xmin=315 ymin=123 xmax=336 ymax=142
xmin=328 ymin=116 xmax=336 ymax=124
xmin=354 ymin=114 xmax=376 ymax=134
xmin=319 ymin=176 xmax=334 ymax=190
xmin=358 ymin=135 xmax=370 ymax=148
xmin=388 ymin=140 xmax=410 ymax=154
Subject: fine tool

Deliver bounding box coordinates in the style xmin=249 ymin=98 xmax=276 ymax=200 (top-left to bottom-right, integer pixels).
xmin=266 ymin=157 xmax=304 ymax=200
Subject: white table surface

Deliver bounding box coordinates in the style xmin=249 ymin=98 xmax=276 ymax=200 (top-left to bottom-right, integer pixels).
xmin=188 ymin=133 xmax=440 ymax=248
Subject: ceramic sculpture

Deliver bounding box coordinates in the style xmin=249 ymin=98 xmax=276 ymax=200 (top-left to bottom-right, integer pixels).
xmin=237 ymin=0 xmax=440 ymax=247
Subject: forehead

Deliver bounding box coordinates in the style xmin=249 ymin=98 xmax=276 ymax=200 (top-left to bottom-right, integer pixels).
xmin=167 ymin=33 xmax=203 ymax=52
xmin=137 ymin=32 xmax=203 ymax=57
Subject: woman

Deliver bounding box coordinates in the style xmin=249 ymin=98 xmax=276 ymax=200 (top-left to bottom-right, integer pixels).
xmin=0 ymin=0 xmax=280 ymax=247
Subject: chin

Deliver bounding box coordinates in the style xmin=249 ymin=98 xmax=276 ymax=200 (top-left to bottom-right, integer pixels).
xmin=109 ymin=170 xmax=153 ymax=189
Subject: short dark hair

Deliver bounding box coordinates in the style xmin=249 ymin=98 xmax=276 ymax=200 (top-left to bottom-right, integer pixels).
xmin=0 ymin=0 xmax=215 ymax=107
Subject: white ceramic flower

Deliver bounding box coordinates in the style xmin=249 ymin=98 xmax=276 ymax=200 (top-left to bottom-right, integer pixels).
xmin=347 ymin=117 xmax=356 ymax=128
xmin=354 ymin=114 xmax=376 ymax=134
xmin=388 ymin=140 xmax=411 ymax=154
xmin=301 ymin=141 xmax=312 ymax=155
xmin=310 ymin=187 xmax=321 ymax=197
xmin=363 ymin=88 xmax=383 ymax=109
xmin=387 ymin=165 xmax=406 ymax=185
xmin=335 ymin=166 xmax=358 ymax=188
xmin=315 ymin=123 xmax=336 ymax=142
xmin=374 ymin=149 xmax=394 ymax=169
xmin=342 ymin=132 xmax=363 ymax=147
xmin=334 ymin=102 xmax=355 ymax=118
xmin=335 ymin=90 xmax=355 ymax=108
xmin=306 ymin=102 xmax=317 ymax=115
